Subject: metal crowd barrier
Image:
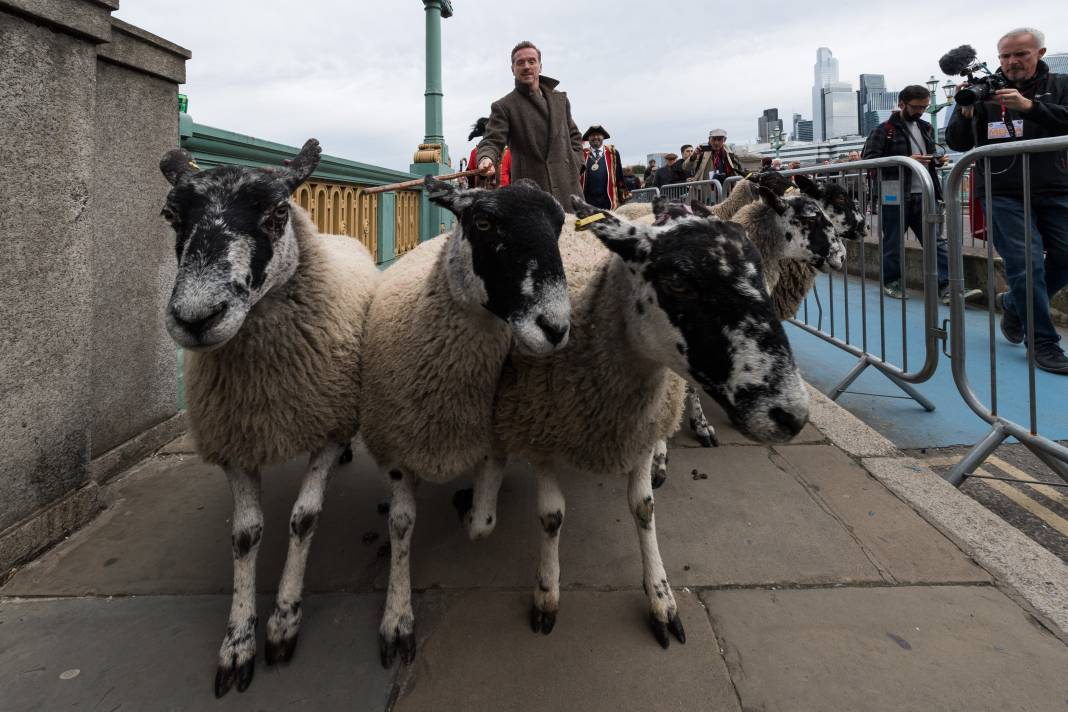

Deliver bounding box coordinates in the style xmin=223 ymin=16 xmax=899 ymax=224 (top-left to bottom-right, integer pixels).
xmin=942 ymin=135 xmax=1068 ymax=485
xmin=627 ymin=187 xmax=660 ymax=203
xmin=724 ymin=175 xmax=743 ymax=195
xmin=779 ymin=158 xmax=944 ymax=410
xmin=659 ymin=178 xmax=724 ymax=206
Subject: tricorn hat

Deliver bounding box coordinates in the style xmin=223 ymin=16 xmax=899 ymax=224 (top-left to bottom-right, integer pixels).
xmin=582 ymin=124 xmax=610 ymax=141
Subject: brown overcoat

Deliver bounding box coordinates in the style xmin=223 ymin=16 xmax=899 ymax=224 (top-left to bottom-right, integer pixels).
xmin=476 ymin=75 xmax=583 ymax=210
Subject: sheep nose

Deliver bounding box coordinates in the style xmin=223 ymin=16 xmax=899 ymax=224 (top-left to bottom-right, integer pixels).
xmin=769 ymin=406 xmax=806 ymax=438
xmin=536 ymin=315 xmax=569 ymax=346
xmin=172 ymin=302 xmax=228 ymax=336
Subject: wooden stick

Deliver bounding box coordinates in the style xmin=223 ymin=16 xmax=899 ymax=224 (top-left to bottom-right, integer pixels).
xmin=360 ymin=169 xmax=484 ymax=195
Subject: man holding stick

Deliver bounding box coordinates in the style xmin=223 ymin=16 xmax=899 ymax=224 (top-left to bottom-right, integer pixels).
xmin=476 ymin=41 xmax=584 ymax=211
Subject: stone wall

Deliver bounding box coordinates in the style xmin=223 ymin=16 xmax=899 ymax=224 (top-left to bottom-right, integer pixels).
xmin=0 ymin=0 xmax=189 ymax=571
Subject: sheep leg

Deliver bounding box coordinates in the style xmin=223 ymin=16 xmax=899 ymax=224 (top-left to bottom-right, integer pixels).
xmin=464 ymin=457 xmax=505 ymax=540
xmin=379 ymin=467 xmax=418 ymax=668
xmin=215 ymin=466 xmax=264 ymax=698
xmin=530 ymin=469 xmax=565 ymax=635
xmin=650 ymin=440 xmax=669 ymax=489
xmin=628 ymin=451 xmax=686 ymax=649
xmin=685 ymin=383 xmax=717 ymax=448
xmin=265 ymin=442 xmax=345 ymax=665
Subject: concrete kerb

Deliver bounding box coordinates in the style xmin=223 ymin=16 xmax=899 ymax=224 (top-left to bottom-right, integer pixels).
xmin=804 ymin=384 xmax=1068 ymax=643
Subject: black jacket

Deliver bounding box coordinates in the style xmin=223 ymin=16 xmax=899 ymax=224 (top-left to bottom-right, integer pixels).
xmin=945 ymin=61 xmax=1068 ymax=197
xmin=862 ymin=111 xmax=941 ymax=199
xmin=654 ymin=163 xmax=686 ymax=188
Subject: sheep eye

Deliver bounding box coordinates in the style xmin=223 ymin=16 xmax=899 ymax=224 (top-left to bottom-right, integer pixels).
xmin=272 ymin=204 xmax=289 ymax=221
xmin=474 ymin=217 xmax=492 ymax=231
xmin=663 ymin=276 xmax=693 ymax=297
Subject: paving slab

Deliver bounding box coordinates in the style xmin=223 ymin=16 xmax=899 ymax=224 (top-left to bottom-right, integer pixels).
xmin=392 ymin=444 xmax=884 ymax=591
xmin=702 ymin=585 xmax=1068 ymax=712
xmin=2 ymin=446 xmax=392 ymax=596
xmin=772 ymin=444 xmax=989 ymax=584
xmin=392 ymin=589 xmax=739 ymax=712
xmin=0 ymin=593 xmax=396 ymax=712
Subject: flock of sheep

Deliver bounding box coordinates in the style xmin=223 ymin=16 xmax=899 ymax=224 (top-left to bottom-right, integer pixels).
xmin=157 ymin=138 xmax=864 ymax=697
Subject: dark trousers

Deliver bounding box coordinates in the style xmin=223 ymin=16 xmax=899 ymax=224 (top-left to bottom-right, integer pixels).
xmin=984 ymin=194 xmax=1068 ymax=347
xmin=584 ymin=191 xmax=611 ymax=210
xmin=880 ymin=196 xmax=949 ymax=288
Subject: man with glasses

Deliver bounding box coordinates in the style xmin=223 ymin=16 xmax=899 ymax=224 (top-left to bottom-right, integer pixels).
xmin=862 ymin=85 xmax=951 ymax=303
xmin=946 ymin=27 xmax=1068 ymax=374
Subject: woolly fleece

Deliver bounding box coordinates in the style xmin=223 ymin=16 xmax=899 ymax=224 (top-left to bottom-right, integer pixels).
xmin=772 ymin=261 xmax=819 ymax=320
xmin=494 ymin=220 xmax=686 ymax=476
xmin=359 ymin=232 xmax=511 ymax=483
xmin=185 ymin=204 xmax=377 ymax=470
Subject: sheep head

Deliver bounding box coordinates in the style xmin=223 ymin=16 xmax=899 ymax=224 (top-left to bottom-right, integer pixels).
xmin=158 ymin=138 xmax=322 ymax=351
xmin=428 ymin=176 xmax=570 ymax=356
xmin=572 ymin=195 xmax=809 ymax=443
xmin=757 ymin=186 xmax=844 ymax=272
xmin=794 ymin=175 xmax=867 ymax=242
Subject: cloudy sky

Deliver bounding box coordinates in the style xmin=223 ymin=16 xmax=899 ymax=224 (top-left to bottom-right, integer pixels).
xmin=116 ymin=1 xmax=1065 ymax=168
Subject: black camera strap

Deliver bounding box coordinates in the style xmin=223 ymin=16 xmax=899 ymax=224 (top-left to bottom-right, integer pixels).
xmin=999 ymin=102 xmax=1017 ymax=139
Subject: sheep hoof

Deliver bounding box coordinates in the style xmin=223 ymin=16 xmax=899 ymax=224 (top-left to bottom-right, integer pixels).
xmin=696 ymin=432 xmax=717 ymax=448
xmin=379 ymin=629 xmax=417 ymax=669
xmin=530 ymin=604 xmax=557 ymax=635
xmin=651 ymin=470 xmax=667 ymax=489
xmin=264 ymin=633 xmax=299 ymax=666
xmin=214 ymin=656 xmax=255 ymax=698
xmin=649 ymin=611 xmax=685 ymax=648
xmin=451 ymin=488 xmax=474 ymax=524
xmin=339 ymin=444 xmax=353 ymax=464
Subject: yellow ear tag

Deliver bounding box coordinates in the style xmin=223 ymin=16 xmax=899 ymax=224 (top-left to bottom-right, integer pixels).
xmin=575 ymin=212 xmax=607 ymax=230
xmin=784 ymin=186 xmax=799 ymax=195
xmin=188 ymin=160 xmax=200 ymax=170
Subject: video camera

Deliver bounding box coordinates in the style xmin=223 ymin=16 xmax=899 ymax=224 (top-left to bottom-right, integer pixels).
xmin=938 ymin=45 xmax=1009 ymax=107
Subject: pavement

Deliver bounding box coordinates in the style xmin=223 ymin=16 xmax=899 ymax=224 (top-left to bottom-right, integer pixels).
xmin=3 ymin=387 xmax=1068 ymax=712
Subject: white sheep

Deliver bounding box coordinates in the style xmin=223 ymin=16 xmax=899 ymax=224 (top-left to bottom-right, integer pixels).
xmin=488 ymin=197 xmax=810 ymax=646
xmin=159 ymin=140 xmax=378 ymax=698
xmin=360 ymin=177 xmax=571 ymax=668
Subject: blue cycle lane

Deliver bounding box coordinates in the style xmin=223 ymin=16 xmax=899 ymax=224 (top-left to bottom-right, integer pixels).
xmin=785 ymin=272 xmax=1068 ymax=450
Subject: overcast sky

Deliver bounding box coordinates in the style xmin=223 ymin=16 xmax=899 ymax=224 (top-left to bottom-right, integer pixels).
xmin=116 ymin=1 xmax=1065 ymax=168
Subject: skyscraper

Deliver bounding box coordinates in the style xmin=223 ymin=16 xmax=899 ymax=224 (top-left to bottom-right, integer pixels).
xmin=858 ymin=74 xmax=899 ymax=136
xmin=823 ymin=82 xmax=859 ymax=139
xmin=1046 ymin=52 xmax=1068 ymax=74
xmin=812 ymin=47 xmax=839 ymax=142
xmin=792 ymin=113 xmax=813 ymax=142
xmin=758 ymin=108 xmax=783 ymax=143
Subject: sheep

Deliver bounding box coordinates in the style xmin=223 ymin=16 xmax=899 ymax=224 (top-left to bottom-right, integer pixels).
xmin=158 ymin=139 xmax=378 ymax=697
xmin=360 ymin=177 xmax=571 ymax=668
xmin=771 ymin=175 xmax=866 ymax=319
xmin=488 ymin=197 xmax=810 ymax=647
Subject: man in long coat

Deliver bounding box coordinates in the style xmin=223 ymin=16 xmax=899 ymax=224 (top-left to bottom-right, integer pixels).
xmin=476 ymin=41 xmax=584 ymax=210
xmin=579 ymin=124 xmax=627 ymax=210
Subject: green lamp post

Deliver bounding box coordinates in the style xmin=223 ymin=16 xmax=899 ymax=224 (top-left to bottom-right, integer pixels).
xmin=925 ymin=75 xmax=958 ymax=145
xmin=410 ymin=0 xmax=455 ymax=238
xmin=769 ymin=125 xmax=786 ymax=159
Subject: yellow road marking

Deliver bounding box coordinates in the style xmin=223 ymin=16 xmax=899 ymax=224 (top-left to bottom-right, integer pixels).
xmin=988 ymin=455 xmax=1068 ymax=506
xmin=978 ymin=469 xmax=1068 ymax=538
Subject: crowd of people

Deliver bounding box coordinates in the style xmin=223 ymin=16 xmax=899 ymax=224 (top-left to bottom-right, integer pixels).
xmin=466 ymin=29 xmax=1067 ymax=374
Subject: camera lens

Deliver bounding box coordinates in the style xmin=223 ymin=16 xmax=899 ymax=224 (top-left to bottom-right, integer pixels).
xmin=955 ymin=87 xmax=980 ymax=106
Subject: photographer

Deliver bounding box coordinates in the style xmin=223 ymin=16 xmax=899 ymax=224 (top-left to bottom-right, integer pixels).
xmin=946 ymin=28 xmax=1068 ymax=374
xmin=862 ymin=85 xmax=951 ymax=302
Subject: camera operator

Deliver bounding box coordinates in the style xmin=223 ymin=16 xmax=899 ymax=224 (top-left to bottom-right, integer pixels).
xmin=946 ymin=27 xmax=1068 ymax=374
xmin=862 ymin=85 xmax=951 ymax=303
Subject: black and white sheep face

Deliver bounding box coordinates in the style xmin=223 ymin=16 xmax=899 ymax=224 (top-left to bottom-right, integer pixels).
xmin=429 ymin=177 xmax=570 ymax=356
xmin=158 ymin=140 xmax=321 ymax=351
xmin=574 ymin=197 xmax=809 ymax=443
xmin=760 ymin=187 xmax=844 ymax=272
xmin=794 ymin=176 xmax=867 ymax=243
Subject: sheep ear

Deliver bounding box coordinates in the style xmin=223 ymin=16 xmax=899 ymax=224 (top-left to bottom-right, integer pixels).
xmin=759 ymin=185 xmax=788 ymax=215
xmin=160 ymin=149 xmax=199 ymax=186
xmin=651 ymin=195 xmax=668 ymax=218
xmin=793 ymin=174 xmax=822 ymax=199
xmin=426 ymin=175 xmax=481 ymax=215
xmin=572 ymin=195 xmax=650 ymax=263
xmin=689 ymin=200 xmax=714 ymax=218
xmin=281 ymin=138 xmax=321 ymax=191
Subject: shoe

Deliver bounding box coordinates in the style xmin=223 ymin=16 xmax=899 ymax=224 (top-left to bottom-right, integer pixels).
xmin=1035 ymin=343 xmax=1068 ymax=375
xmin=995 ymin=292 xmax=1024 ymax=345
xmin=883 ymin=280 xmax=903 ymax=299
xmin=938 ymin=284 xmax=951 ymax=306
